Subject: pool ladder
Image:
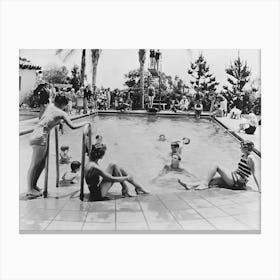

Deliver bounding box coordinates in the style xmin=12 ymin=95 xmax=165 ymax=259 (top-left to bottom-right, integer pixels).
xmin=43 ymin=124 xmax=92 ymax=201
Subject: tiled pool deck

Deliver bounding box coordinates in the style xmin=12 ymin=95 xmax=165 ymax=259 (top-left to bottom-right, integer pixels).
xmin=19 ymin=110 xmax=261 ymax=233
xmin=20 ymin=187 xmax=260 ymax=233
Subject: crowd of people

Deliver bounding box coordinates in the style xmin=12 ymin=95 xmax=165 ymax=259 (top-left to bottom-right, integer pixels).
xmin=32 ymin=83 xmax=136 ymax=116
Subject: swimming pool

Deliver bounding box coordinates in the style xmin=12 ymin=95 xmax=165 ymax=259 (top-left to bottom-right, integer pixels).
xmin=19 ymin=114 xmax=261 ymax=194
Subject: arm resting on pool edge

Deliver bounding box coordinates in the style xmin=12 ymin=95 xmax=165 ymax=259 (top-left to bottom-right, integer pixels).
xmin=248 ymin=156 xmax=261 ymax=193
xmin=62 ymin=114 xmax=91 ymax=130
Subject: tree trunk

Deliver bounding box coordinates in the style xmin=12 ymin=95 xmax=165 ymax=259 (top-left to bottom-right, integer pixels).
xmin=139 ymin=63 xmax=144 ymax=109
xmin=91 ymin=49 xmax=101 ymax=93
xmin=138 ymin=49 xmax=146 ymax=109
xmin=80 ymin=49 xmax=86 ymax=86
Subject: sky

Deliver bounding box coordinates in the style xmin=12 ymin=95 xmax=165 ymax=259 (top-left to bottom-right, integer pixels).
xmin=20 ymin=49 xmax=260 ymax=90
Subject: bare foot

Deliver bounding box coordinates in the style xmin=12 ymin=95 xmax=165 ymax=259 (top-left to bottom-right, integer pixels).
xmin=178 ymin=179 xmax=190 ymax=190
xmin=34 ymin=186 xmax=42 ymax=193
xmin=26 ymin=189 xmax=42 ymax=198
xmin=135 ymin=187 xmax=149 ymax=195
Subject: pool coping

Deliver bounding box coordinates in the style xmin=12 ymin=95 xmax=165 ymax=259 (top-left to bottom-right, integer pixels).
xmin=214 ymin=117 xmax=261 ymax=157
xmin=19 ymin=110 xmax=261 ymax=157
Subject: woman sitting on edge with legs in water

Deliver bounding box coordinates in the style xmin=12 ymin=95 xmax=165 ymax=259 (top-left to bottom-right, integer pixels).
xmin=85 ymin=143 xmax=148 ymax=201
xmin=27 ymin=93 xmax=90 ymax=198
xmin=178 ymin=140 xmax=261 ymax=193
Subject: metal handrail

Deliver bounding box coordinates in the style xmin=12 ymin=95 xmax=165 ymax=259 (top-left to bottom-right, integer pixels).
xmin=43 ymin=126 xmax=60 ymax=198
xmin=43 ymin=133 xmax=50 ymax=198
xmin=43 ymin=124 xmax=92 ymax=200
xmin=80 ymin=123 xmax=92 ymax=201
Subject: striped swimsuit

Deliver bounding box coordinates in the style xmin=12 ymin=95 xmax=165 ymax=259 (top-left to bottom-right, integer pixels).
xmin=232 ymin=155 xmax=251 ymax=189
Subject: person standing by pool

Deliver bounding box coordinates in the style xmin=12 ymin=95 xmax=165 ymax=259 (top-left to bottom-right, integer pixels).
xmin=219 ymin=94 xmax=228 ymax=116
xmin=194 ymin=100 xmax=203 ymax=119
xmin=147 ymin=85 xmax=155 ymax=108
xmin=26 ymin=93 xmax=90 ymax=198
xmin=155 ymin=49 xmax=161 ymax=70
xmin=76 ymin=87 xmax=84 ymax=114
xmin=150 ymin=49 xmax=155 ymax=68
xmin=85 ymin=144 xmax=148 ymax=200
xmin=178 ymin=140 xmax=261 ymax=193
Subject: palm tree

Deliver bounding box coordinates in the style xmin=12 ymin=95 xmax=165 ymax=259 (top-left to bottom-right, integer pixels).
xmin=138 ymin=49 xmax=146 ymax=109
xmin=80 ymin=49 xmax=86 ymax=86
xmin=56 ymin=49 xmax=87 ymax=86
xmin=90 ymin=49 xmax=101 ymax=90
xmin=56 ymin=49 xmax=102 ymax=112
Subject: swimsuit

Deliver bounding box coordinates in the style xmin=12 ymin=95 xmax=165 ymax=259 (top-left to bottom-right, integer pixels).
xmin=231 ymin=155 xmax=251 ymax=190
xmin=85 ymin=166 xmax=102 ymax=201
xmin=29 ymin=104 xmax=67 ymax=146
xmin=245 ymin=125 xmax=256 ymax=135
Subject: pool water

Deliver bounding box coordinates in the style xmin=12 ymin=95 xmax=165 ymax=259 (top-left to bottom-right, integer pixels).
xmin=19 ymin=114 xmax=260 ymax=194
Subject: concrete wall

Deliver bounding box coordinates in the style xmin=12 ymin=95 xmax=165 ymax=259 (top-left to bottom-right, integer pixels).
xmin=19 ymin=69 xmax=37 ymax=104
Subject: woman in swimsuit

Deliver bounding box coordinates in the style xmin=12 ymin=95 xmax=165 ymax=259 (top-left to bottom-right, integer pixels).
xmin=85 ymin=144 xmax=148 ymax=201
xmin=178 ymin=140 xmax=261 ymax=193
xmin=27 ymin=93 xmax=90 ymax=198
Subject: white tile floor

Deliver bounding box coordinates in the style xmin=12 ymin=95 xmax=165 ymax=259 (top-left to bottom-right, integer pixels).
xmin=19 ymin=189 xmax=261 ymax=232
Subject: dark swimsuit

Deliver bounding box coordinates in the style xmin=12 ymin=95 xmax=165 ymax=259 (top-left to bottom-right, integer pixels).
xmin=244 ymin=125 xmax=256 ymax=135
xmin=85 ymin=167 xmax=103 ymax=201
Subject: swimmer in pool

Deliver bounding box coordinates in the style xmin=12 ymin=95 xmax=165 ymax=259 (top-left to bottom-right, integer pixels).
xmin=152 ymin=154 xmax=196 ymax=185
xmin=95 ymin=135 xmax=103 ymax=145
xmin=158 ymin=134 xmax=166 ymax=141
xmin=170 ymin=137 xmax=190 ymax=156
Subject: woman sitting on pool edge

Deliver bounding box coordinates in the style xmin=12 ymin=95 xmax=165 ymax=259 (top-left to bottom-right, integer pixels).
xmin=178 ymin=140 xmax=261 ymax=193
xmin=85 ymin=144 xmax=148 ymax=201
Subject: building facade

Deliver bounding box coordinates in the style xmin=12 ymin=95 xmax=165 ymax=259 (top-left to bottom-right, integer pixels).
xmin=19 ymin=57 xmax=41 ymax=105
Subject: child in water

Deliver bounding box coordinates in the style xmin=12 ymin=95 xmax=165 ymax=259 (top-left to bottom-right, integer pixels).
xmin=59 ymin=145 xmax=71 ymax=164
xmin=170 ymin=137 xmax=191 ymax=155
xmin=60 ymin=161 xmax=81 ymax=186
xmin=95 ymin=135 xmax=103 ymax=145
xmin=158 ymin=134 xmax=166 ymax=141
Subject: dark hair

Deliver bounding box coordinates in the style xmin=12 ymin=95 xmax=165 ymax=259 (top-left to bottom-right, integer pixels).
xmin=71 ymin=161 xmax=81 ymax=171
xmin=171 ymin=142 xmax=179 ymax=148
xmin=36 ymin=85 xmax=49 ymax=105
xmin=89 ymin=144 xmax=107 ymax=161
xmin=241 ymin=140 xmax=254 ymax=152
xmin=60 ymin=145 xmax=69 ymax=151
xmin=54 ymin=93 xmax=69 ymax=106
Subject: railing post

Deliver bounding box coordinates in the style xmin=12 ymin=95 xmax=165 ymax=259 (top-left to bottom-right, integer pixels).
xmin=55 ymin=126 xmax=60 ymax=188
xmin=80 ymin=133 xmax=86 ymax=201
xmin=43 ymin=133 xmax=50 ymax=198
